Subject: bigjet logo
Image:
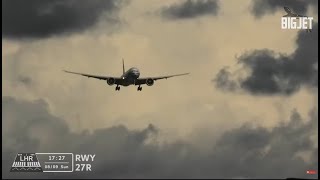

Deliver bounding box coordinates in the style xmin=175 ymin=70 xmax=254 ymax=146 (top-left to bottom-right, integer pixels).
xmin=281 ymin=17 xmax=313 ymax=30
xmin=281 ymin=6 xmax=313 ymax=32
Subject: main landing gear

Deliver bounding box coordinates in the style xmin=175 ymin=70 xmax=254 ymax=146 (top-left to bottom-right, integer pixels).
xmin=137 ymin=86 xmax=142 ymax=91
xmin=115 ymin=85 xmax=120 ymax=91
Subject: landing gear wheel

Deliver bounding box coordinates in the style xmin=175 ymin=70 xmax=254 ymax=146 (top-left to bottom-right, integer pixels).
xmin=115 ymin=86 xmax=120 ymax=91
xmin=137 ymin=86 xmax=142 ymax=91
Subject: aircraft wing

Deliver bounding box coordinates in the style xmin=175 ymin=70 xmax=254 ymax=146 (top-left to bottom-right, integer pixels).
xmin=135 ymin=73 xmax=189 ymax=85
xmin=63 ymin=70 xmax=122 ymax=82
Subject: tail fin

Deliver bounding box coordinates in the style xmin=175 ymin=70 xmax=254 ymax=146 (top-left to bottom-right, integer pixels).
xmin=122 ymin=58 xmax=125 ymax=74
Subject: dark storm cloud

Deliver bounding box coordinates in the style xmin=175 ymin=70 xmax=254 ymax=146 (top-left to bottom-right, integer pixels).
xmin=161 ymin=0 xmax=219 ymax=20
xmin=209 ymin=108 xmax=318 ymax=179
xmin=2 ymin=0 xmax=126 ymax=39
xmin=214 ymin=23 xmax=318 ymax=95
xmin=2 ymin=96 xmax=318 ymax=179
xmin=214 ymin=67 xmax=238 ymax=92
xmin=250 ymin=0 xmax=318 ymax=18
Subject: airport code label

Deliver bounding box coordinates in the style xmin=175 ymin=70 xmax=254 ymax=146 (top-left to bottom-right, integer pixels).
xmin=10 ymin=153 xmax=96 ymax=173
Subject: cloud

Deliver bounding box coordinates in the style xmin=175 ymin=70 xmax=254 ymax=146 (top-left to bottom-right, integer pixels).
xmin=214 ymin=67 xmax=238 ymax=92
xmin=214 ymin=23 xmax=318 ymax=95
xmin=2 ymin=96 xmax=318 ymax=178
xmin=250 ymin=0 xmax=318 ymax=18
xmin=161 ymin=0 xmax=219 ymax=20
xmin=2 ymin=0 xmax=126 ymax=39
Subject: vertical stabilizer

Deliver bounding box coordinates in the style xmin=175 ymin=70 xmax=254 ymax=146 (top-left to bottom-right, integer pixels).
xmin=122 ymin=58 xmax=125 ymax=74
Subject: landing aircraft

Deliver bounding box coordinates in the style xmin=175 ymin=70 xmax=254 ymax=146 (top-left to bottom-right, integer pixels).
xmin=64 ymin=59 xmax=189 ymax=91
xmin=283 ymin=6 xmax=312 ymax=32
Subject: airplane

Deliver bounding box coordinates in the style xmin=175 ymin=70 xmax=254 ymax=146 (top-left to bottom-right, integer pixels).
xmin=283 ymin=6 xmax=312 ymax=32
xmin=63 ymin=59 xmax=189 ymax=91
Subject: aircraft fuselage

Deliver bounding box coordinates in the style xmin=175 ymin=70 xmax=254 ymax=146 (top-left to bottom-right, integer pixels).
xmin=119 ymin=67 xmax=140 ymax=86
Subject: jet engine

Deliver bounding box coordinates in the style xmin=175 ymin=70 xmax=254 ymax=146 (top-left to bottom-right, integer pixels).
xmin=107 ymin=78 xmax=116 ymax=85
xmin=146 ymin=78 xmax=154 ymax=86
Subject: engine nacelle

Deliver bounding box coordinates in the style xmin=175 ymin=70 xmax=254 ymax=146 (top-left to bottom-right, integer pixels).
xmin=146 ymin=78 xmax=154 ymax=86
xmin=107 ymin=78 xmax=116 ymax=85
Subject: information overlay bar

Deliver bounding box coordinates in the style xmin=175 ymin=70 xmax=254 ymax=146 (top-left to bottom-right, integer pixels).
xmin=36 ymin=153 xmax=73 ymax=172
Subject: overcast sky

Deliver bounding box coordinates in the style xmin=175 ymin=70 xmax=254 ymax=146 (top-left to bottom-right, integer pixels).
xmin=2 ymin=0 xmax=318 ymax=179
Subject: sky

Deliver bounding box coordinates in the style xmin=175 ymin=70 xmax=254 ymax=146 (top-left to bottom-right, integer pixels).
xmin=2 ymin=0 xmax=318 ymax=178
